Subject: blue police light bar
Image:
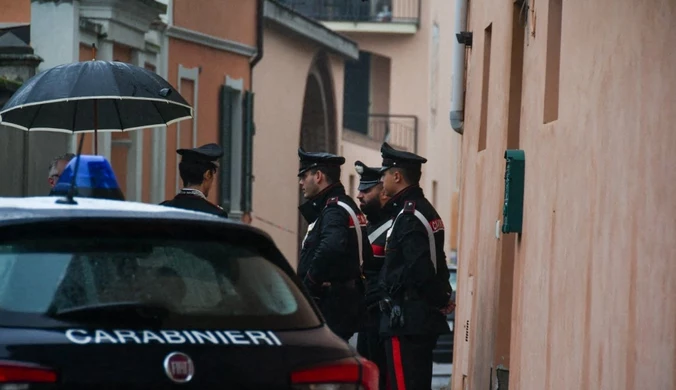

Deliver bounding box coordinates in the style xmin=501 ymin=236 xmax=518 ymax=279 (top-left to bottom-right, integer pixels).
xmin=50 ymin=155 xmax=125 ymax=201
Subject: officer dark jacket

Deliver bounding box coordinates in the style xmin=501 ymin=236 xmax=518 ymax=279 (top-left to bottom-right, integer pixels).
xmin=377 ymin=143 xmax=452 ymax=336
xmin=379 ymin=185 xmax=451 ymax=336
xmin=298 ymin=182 xmax=372 ymax=337
xmin=354 ymin=160 xmax=393 ymax=331
xmin=160 ymin=193 xmax=227 ymax=218
xmin=160 ymin=143 xmax=228 ymax=218
xmin=361 ymin=207 xmax=392 ymax=331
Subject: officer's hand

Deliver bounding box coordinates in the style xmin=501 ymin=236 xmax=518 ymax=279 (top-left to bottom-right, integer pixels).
xmin=303 ymin=275 xmax=323 ymax=297
xmin=364 ymin=286 xmax=383 ymax=308
xmin=440 ymin=299 xmax=456 ymax=315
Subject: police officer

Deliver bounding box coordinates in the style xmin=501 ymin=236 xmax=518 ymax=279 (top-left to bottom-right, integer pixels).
xmin=354 ymin=160 xmax=391 ymax=390
xmin=297 ymin=148 xmax=372 ymax=341
xmin=377 ymin=142 xmax=454 ymax=390
xmin=160 ymin=143 xmax=228 ymax=218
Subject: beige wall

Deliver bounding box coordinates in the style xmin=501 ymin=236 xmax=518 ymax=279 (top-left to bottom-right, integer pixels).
xmin=340 ymin=0 xmax=461 ymax=256
xmin=452 ymin=0 xmax=676 ymax=389
xmin=252 ymin=27 xmax=346 ymax=267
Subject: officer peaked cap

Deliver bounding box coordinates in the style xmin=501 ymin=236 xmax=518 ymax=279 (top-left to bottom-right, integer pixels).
xmin=298 ymin=148 xmax=345 ymax=177
xmin=379 ymin=142 xmax=427 ymax=173
xmin=354 ymin=160 xmax=381 ymax=191
xmin=177 ymin=143 xmax=223 ymax=164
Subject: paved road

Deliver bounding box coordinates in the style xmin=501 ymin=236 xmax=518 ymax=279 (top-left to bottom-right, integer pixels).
xmin=432 ymin=362 xmax=452 ymax=389
xmin=348 ymin=335 xmax=452 ymax=389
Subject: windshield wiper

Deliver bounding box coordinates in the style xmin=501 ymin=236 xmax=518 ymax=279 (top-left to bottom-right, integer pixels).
xmin=48 ymin=301 xmax=173 ymax=326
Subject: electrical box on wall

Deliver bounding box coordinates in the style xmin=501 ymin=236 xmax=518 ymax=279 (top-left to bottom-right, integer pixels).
xmin=502 ymin=149 xmax=525 ymax=234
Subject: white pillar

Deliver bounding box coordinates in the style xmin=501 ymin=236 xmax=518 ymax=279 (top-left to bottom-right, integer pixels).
xmin=127 ymin=50 xmax=146 ymax=202
xmin=30 ymin=0 xmax=80 ymax=154
xmin=95 ymin=40 xmax=114 ymax=160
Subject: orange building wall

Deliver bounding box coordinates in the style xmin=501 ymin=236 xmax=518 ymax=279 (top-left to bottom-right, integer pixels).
xmin=165 ymin=38 xmax=251 ymax=205
xmin=172 ymin=0 xmax=257 ymax=47
xmin=0 ymin=0 xmax=30 ymax=23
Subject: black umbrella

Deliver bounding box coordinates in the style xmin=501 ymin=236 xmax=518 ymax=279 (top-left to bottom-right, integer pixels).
xmin=0 ymin=60 xmax=192 ymax=154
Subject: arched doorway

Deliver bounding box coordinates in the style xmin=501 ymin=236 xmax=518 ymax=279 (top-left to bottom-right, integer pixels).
xmin=297 ymin=51 xmax=338 ymax=252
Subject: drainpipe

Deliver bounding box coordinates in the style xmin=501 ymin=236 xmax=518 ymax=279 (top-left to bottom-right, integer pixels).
xmin=249 ymin=0 xmax=264 ymax=89
xmin=450 ymin=0 xmax=468 ymax=134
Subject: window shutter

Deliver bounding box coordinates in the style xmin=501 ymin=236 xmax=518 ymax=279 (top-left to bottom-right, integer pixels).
xmin=241 ymin=90 xmax=255 ymax=212
xmin=219 ymin=85 xmax=236 ymax=212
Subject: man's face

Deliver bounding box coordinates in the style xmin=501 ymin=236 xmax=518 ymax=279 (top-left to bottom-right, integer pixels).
xmin=299 ymin=170 xmax=321 ymax=199
xmin=357 ymin=183 xmax=383 ymax=216
xmin=48 ymin=159 xmax=70 ymax=188
xmin=380 ymin=168 xmax=400 ymax=197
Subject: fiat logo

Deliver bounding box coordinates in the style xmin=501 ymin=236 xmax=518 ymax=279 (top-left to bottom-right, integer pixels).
xmin=163 ymin=352 xmax=194 ymax=383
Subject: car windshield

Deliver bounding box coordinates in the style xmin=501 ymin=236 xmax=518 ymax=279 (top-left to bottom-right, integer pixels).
xmin=0 ymin=237 xmax=320 ymax=330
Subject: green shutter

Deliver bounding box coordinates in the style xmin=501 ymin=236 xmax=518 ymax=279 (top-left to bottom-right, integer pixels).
xmin=241 ymin=90 xmax=255 ymax=212
xmin=219 ymin=85 xmax=236 ymax=212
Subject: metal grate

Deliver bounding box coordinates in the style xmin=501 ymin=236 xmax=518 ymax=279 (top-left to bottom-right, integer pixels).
xmin=465 ymin=319 xmax=470 ymax=342
xmin=496 ymin=366 xmax=509 ymax=390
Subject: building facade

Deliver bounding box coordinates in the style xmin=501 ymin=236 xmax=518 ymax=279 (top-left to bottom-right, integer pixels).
xmin=0 ymin=0 xmax=259 ymax=210
xmin=278 ymin=0 xmax=462 ymax=262
xmin=250 ymin=0 xmax=358 ymax=263
xmin=451 ymin=0 xmax=676 ymax=389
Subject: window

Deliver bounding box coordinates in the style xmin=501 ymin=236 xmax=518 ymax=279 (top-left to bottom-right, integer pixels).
xmin=343 ymin=51 xmax=371 ymax=135
xmin=478 ymin=24 xmax=492 ymax=152
xmin=543 ymin=0 xmax=562 ymax=123
xmin=219 ymin=82 xmax=254 ymax=215
xmin=176 ymin=65 xmax=199 ymax=193
xmin=0 ymin=237 xmax=318 ymax=330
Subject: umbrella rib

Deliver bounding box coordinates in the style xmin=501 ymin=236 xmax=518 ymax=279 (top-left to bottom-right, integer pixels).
xmin=71 ymin=99 xmax=78 ymax=133
xmin=152 ymin=100 xmax=168 ymax=126
xmin=25 ymin=103 xmax=45 ymax=131
xmin=113 ymin=99 xmax=124 ymax=131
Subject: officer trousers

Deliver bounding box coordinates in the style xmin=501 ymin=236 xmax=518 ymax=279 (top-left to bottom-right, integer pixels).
xmin=357 ymin=330 xmax=388 ymax=390
xmin=384 ymin=334 xmax=438 ymax=390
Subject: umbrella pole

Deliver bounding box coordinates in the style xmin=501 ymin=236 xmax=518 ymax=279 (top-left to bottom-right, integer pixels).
xmin=94 ymin=100 xmax=98 ymax=155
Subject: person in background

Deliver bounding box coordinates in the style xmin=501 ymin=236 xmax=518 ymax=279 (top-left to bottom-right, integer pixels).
xmin=160 ymin=143 xmax=228 ymax=218
xmin=354 ymin=160 xmax=391 ymax=390
xmin=48 ymin=153 xmax=75 ymax=189
xmin=241 ymin=212 xmax=252 ymax=224
xmin=377 ymin=142 xmax=455 ymax=390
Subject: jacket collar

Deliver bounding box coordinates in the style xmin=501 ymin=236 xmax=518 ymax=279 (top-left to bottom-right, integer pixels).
xmin=383 ymin=185 xmax=424 ymax=216
xmin=298 ymin=183 xmax=346 ymax=223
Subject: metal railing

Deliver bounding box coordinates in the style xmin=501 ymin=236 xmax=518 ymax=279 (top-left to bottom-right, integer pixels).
xmin=344 ymin=113 xmax=418 ymax=153
xmin=278 ymin=0 xmax=421 ymax=25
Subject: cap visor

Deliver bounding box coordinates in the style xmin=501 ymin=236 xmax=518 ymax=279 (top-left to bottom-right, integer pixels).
xmin=358 ymin=182 xmax=379 ymax=192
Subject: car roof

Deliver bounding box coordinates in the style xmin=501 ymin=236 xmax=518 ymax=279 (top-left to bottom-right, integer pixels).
xmin=0 ymin=196 xmax=272 ymax=240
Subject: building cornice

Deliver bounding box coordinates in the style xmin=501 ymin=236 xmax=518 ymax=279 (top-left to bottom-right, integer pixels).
xmin=165 ymin=25 xmax=257 ymax=58
xmin=263 ymin=0 xmax=358 ymax=60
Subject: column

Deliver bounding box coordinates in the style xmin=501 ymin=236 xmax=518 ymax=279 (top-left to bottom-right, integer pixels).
xmin=95 ymin=40 xmax=114 ymax=160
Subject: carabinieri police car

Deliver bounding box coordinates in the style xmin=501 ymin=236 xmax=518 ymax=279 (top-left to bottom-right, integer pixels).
xmin=0 ymin=155 xmax=377 ymax=389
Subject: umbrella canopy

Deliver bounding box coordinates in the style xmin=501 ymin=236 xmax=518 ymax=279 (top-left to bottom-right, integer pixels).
xmin=0 ymin=60 xmax=192 ymax=133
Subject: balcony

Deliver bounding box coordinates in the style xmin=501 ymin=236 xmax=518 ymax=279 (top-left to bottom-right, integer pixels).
xmin=343 ymin=113 xmax=418 ymax=153
xmin=278 ymin=0 xmax=420 ymax=34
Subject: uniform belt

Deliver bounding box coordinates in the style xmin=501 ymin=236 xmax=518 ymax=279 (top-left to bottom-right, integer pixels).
xmin=322 ymin=279 xmax=357 ymax=288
